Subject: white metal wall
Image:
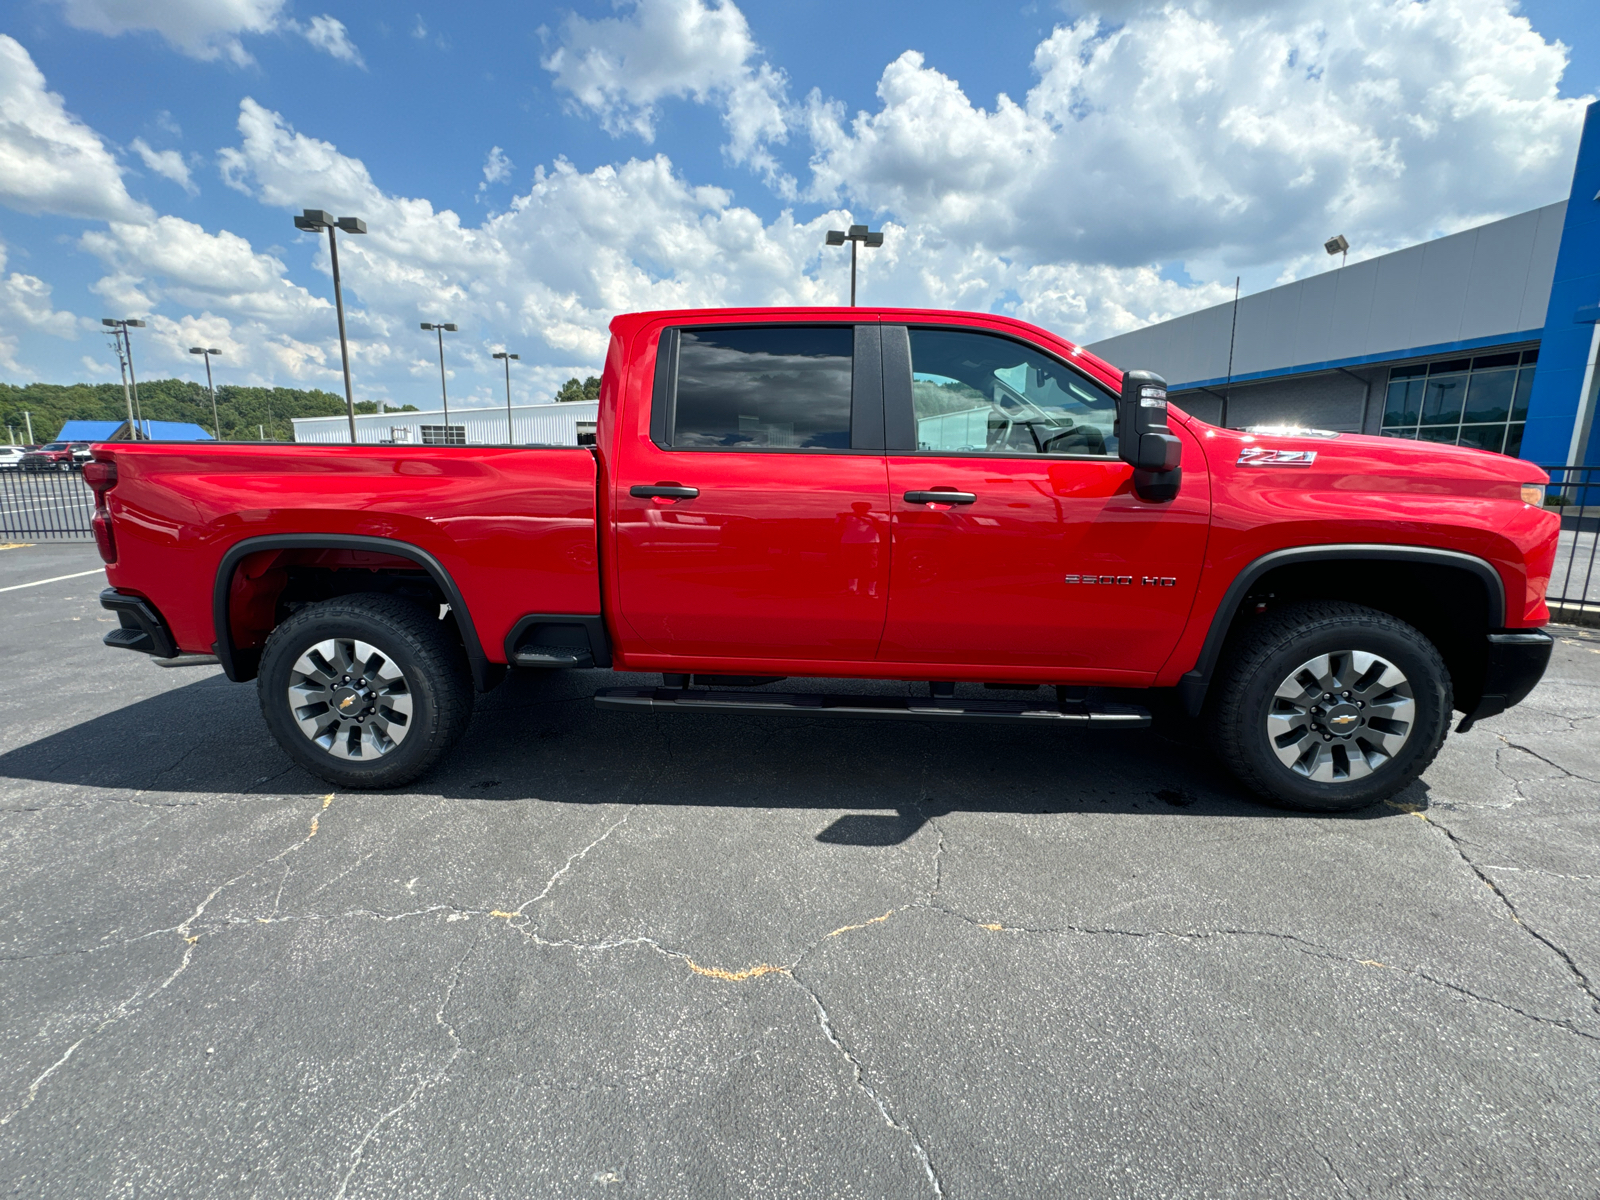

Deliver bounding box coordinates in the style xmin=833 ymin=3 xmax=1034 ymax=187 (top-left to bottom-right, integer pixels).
xmin=1086 ymin=202 xmax=1565 ymax=387
xmin=292 ymin=402 xmax=599 ymax=446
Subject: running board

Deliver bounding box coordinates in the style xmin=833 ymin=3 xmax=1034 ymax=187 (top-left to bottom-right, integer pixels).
xmin=594 ymin=686 xmax=1150 ymax=727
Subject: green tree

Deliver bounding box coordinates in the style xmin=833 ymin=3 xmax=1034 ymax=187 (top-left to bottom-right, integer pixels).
xmin=0 ymin=379 xmax=402 ymax=443
xmin=555 ymin=376 xmax=600 ymax=403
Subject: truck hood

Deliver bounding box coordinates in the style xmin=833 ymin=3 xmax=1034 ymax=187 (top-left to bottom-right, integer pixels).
xmin=1177 ymin=415 xmax=1549 ymax=502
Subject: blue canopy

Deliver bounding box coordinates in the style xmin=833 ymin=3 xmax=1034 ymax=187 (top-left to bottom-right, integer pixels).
xmin=54 ymin=420 xmax=124 ymax=441
xmin=53 ymin=419 xmax=215 ymax=442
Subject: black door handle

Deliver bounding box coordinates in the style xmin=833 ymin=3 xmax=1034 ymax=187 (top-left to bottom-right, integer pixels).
xmin=903 ymin=490 xmax=977 ymax=505
xmin=631 ymin=484 xmax=700 ymax=500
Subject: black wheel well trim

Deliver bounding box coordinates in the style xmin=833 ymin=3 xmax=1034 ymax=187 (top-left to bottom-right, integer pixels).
xmin=503 ymin=613 xmax=613 ymax=668
xmin=1176 ymin=544 xmax=1507 ymax=717
xmin=211 ymin=533 xmax=499 ymax=690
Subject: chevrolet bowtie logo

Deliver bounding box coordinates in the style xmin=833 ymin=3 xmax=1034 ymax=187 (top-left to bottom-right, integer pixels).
xmin=338 ymin=695 xmax=356 ymax=711
xmin=1330 ymin=714 xmax=1357 ymax=726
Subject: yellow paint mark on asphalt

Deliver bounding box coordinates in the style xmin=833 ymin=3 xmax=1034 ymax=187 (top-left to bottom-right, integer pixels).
xmin=488 ymin=910 xmax=518 ymax=920
xmin=1356 ymin=959 xmax=1390 ymax=969
xmin=0 ymin=543 xmax=33 ymax=550
xmin=185 ymin=935 xmax=199 ymax=945
xmin=979 ymin=923 xmax=1005 ymax=931
xmin=683 ymin=959 xmax=787 ymax=982
xmin=306 ymin=795 xmax=334 ymax=839
xmin=827 ymin=910 xmax=893 ymax=938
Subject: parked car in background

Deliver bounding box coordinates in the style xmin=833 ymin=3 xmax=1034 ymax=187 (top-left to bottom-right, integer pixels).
xmin=20 ymin=442 xmax=77 ymax=471
xmin=0 ymin=446 xmax=25 ymax=469
xmin=71 ymin=442 xmax=93 ymax=466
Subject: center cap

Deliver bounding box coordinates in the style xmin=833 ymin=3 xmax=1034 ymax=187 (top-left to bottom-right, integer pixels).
xmin=1322 ymin=702 xmax=1362 ymax=736
xmin=332 ymin=687 xmax=367 ymax=717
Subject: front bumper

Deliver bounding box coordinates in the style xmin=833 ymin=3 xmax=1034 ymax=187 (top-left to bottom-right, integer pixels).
xmin=1456 ymin=630 xmax=1554 ymax=732
xmin=100 ymin=588 xmax=178 ymax=659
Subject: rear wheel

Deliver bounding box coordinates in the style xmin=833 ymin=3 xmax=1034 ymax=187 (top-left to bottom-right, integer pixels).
xmin=1212 ymin=601 xmax=1451 ymax=812
xmin=257 ymin=593 xmax=472 ymax=789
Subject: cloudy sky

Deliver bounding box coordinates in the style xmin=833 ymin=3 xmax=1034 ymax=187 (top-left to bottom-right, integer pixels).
xmin=0 ymin=0 xmax=1595 ymax=409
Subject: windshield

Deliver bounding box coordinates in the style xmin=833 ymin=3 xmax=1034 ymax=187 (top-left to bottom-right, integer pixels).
xmin=43 ymin=443 xmax=67 ymax=451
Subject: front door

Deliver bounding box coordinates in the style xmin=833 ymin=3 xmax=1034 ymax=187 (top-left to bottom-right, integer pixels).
xmin=877 ymin=325 xmax=1209 ymax=677
xmin=613 ymin=322 xmax=892 ymax=662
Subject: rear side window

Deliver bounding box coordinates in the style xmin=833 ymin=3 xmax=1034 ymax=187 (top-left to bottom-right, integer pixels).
xmin=672 ymin=325 xmax=853 ymax=450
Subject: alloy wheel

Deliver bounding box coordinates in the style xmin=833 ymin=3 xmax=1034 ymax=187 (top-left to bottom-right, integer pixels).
xmin=287 ymin=637 xmax=413 ymax=759
xmin=1266 ymin=650 xmax=1415 ymax=782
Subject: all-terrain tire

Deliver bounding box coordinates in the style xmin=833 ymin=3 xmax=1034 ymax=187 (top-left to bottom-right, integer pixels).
xmin=1212 ymin=601 xmax=1452 ymax=812
xmin=257 ymin=592 xmax=472 ymax=789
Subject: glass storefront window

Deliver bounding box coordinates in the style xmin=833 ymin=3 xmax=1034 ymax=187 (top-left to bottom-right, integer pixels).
xmin=1381 ymin=347 xmax=1536 ymax=458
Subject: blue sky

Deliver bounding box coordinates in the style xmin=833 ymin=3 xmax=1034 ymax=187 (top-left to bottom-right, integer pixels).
xmin=0 ymin=0 xmax=1596 ymax=411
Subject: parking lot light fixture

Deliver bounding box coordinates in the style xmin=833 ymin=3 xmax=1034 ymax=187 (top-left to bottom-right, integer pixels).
xmin=824 ymin=224 xmax=885 ymax=306
xmin=293 ymin=209 xmax=366 ymax=442
xmin=1325 ymin=234 xmax=1350 ymax=268
xmin=189 ymin=347 xmax=224 ymax=439
xmin=421 ymin=323 xmax=459 ymax=434
xmin=492 ymin=351 xmax=520 ymax=443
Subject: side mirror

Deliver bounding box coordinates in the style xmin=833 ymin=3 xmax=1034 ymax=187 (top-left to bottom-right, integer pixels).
xmin=1117 ymin=369 xmax=1182 ymax=502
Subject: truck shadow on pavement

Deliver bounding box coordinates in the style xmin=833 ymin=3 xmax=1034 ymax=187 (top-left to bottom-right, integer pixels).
xmin=0 ymin=667 xmax=1426 ymax=842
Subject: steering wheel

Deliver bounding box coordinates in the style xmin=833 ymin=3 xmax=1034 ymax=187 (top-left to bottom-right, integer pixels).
xmin=1040 ymin=422 xmax=1105 ymax=455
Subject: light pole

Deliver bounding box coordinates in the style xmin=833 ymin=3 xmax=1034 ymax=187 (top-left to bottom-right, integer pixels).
xmin=189 ymin=347 xmax=223 ymax=439
xmin=1325 ymin=234 xmax=1349 ymax=268
xmin=421 ymin=322 xmax=458 ymax=440
xmin=293 ymin=209 xmax=367 ymax=442
xmin=102 ymin=318 xmax=147 ymax=437
xmin=824 ymin=224 xmax=884 ymax=306
xmin=492 ymin=350 xmax=519 ymax=443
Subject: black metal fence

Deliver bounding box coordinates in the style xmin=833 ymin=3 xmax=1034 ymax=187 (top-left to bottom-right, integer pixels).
xmin=1545 ymin=464 xmax=1598 ymax=618
xmin=0 ymin=468 xmax=95 ymax=540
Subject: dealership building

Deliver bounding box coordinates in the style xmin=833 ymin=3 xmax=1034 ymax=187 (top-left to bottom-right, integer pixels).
xmin=1087 ymin=100 xmax=1600 ymax=467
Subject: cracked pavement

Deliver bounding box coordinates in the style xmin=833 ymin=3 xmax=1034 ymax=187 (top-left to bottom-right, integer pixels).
xmin=2 ymin=542 xmax=1599 ymax=1198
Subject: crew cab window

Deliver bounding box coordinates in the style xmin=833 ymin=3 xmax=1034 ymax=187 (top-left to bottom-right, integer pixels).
xmin=909 ymin=328 xmax=1118 ymax=457
xmin=673 ymin=325 xmax=853 ymax=450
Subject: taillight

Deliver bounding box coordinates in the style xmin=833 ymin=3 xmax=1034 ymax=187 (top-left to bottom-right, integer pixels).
xmin=83 ymin=459 xmax=117 ymax=492
xmin=85 ymin=458 xmax=118 ymax=564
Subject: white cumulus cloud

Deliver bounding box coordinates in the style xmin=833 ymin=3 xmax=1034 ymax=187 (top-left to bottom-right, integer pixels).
xmin=49 ymin=1 xmax=364 ymax=68
xmin=543 ymin=0 xmax=790 ymax=187
xmin=805 ymin=0 xmax=1588 ymax=298
xmin=130 ymin=138 xmax=197 ymax=195
xmin=49 ymin=0 xmax=286 ymax=65
xmin=0 ymin=35 xmax=152 ymax=222
xmin=479 ymin=145 xmax=513 ymax=191
xmin=295 ymin=15 xmax=365 ymax=66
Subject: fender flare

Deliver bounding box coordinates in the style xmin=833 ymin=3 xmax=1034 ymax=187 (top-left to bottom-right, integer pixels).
xmin=212 ymin=533 xmax=502 ymax=691
xmin=1175 ymin=544 xmax=1507 ymax=716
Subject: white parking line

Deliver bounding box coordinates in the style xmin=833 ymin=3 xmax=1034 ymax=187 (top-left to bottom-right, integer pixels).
xmin=0 ymin=568 xmax=106 ymax=594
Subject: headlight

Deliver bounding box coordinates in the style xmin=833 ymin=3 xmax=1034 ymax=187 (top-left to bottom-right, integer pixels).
xmin=1520 ymin=484 xmax=1545 ymax=506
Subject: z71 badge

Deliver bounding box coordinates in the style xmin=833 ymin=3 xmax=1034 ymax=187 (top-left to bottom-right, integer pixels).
xmin=1237 ymin=447 xmax=1317 ymax=467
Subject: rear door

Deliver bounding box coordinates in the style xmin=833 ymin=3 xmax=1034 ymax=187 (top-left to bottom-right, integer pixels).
xmin=878 ymin=324 xmax=1209 ymax=677
xmin=612 ymin=322 xmax=892 ymax=662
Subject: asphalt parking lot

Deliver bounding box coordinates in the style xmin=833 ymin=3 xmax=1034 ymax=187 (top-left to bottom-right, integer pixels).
xmin=2 ymin=541 xmax=1598 ymax=1198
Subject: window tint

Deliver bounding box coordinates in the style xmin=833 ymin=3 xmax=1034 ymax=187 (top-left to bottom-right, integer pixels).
xmin=1380 ymin=348 xmax=1535 ymax=457
xmin=908 ymin=328 xmax=1118 ymax=456
xmin=673 ymin=325 xmax=853 ymax=449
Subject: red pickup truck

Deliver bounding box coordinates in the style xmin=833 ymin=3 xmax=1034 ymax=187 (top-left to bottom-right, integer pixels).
xmin=88 ymin=306 xmax=1559 ymax=812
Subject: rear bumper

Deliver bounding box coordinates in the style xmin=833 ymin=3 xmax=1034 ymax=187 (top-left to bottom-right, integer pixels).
xmin=100 ymin=588 xmax=178 ymax=659
xmin=1457 ymin=629 xmax=1553 ymax=732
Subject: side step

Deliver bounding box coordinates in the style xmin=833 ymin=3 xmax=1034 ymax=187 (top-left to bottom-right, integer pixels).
xmin=594 ymin=686 xmax=1150 ymax=727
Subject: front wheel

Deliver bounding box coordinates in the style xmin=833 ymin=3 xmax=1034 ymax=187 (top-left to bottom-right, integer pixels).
xmin=257 ymin=593 xmax=473 ymax=789
xmin=1212 ymin=601 xmax=1452 ymax=812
